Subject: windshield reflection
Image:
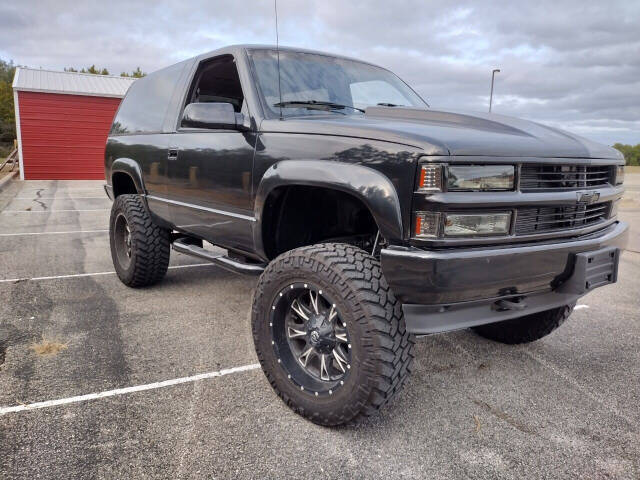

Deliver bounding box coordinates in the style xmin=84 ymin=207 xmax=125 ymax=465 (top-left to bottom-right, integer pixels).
xmin=248 ymin=49 xmax=427 ymax=118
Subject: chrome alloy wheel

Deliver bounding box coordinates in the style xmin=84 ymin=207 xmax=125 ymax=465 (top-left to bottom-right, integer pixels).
xmin=113 ymin=213 xmax=133 ymax=269
xmin=270 ymin=283 xmax=351 ymax=395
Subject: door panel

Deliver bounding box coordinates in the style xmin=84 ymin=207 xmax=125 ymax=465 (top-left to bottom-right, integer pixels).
xmin=166 ymin=130 xmax=256 ymax=252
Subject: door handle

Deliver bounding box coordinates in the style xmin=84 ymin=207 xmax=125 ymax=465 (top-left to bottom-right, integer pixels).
xmin=168 ymin=148 xmax=179 ymax=161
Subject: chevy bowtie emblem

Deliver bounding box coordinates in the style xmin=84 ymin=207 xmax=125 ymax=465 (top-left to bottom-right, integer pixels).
xmin=576 ymin=191 xmax=600 ymax=204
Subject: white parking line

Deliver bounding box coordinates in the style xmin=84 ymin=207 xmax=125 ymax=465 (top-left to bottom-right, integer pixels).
xmin=0 ymin=263 xmax=215 ymax=283
xmin=0 ymin=229 xmax=109 ymax=237
xmin=0 ymin=364 xmax=260 ymax=415
xmin=1 ymin=209 xmax=110 ymax=213
xmin=15 ymin=187 xmax=104 ymax=191
xmin=574 ymin=304 xmax=590 ymax=310
xmin=13 ymin=196 xmax=107 ymax=200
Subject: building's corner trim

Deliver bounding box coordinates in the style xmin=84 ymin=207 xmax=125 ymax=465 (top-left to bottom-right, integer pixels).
xmin=11 ymin=67 xmax=21 ymax=89
xmin=13 ymin=90 xmax=25 ymax=180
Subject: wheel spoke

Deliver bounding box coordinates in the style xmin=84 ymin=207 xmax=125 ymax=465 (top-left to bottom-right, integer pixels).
xmin=309 ymin=290 xmax=319 ymax=314
xmin=319 ymin=354 xmax=330 ymax=381
xmin=328 ymin=304 xmax=338 ymax=322
xmin=275 ymin=284 xmax=352 ymax=389
xmin=335 ymin=332 xmax=348 ymax=342
xmin=290 ymin=299 xmax=310 ymax=321
xmin=287 ymin=326 xmax=306 ymax=339
xmin=333 ymin=347 xmax=348 ymax=372
xmin=299 ymin=347 xmax=314 ymax=367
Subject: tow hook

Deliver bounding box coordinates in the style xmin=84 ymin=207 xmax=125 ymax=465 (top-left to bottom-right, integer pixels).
xmin=493 ymin=297 xmax=527 ymax=312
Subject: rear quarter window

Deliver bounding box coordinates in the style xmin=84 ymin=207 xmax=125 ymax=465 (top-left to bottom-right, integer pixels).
xmin=110 ymin=60 xmax=188 ymax=135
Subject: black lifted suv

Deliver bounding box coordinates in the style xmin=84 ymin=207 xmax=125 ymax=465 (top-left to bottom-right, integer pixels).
xmin=105 ymin=45 xmax=628 ymax=425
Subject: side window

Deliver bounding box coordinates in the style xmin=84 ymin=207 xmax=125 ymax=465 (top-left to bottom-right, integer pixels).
xmin=350 ymin=80 xmax=409 ymax=110
xmin=186 ymin=56 xmax=244 ymax=113
xmin=111 ymin=60 xmax=188 ymax=135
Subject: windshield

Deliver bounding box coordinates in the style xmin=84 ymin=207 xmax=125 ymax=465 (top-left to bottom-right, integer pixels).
xmin=248 ymin=49 xmax=427 ymax=118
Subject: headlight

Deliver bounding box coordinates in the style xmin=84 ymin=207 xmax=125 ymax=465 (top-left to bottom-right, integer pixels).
xmin=417 ymin=164 xmax=514 ymax=192
xmin=615 ymin=165 xmax=624 ymax=185
xmin=413 ymin=211 xmax=512 ymax=238
xmin=443 ymin=212 xmax=511 ymax=237
xmin=447 ymin=165 xmax=514 ymax=191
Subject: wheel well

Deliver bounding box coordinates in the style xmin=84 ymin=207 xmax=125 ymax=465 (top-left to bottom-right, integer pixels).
xmin=262 ymin=186 xmax=378 ymax=259
xmin=112 ymin=172 xmax=138 ymax=198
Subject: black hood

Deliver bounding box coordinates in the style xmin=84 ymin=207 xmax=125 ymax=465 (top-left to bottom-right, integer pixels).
xmin=262 ymin=107 xmax=622 ymax=160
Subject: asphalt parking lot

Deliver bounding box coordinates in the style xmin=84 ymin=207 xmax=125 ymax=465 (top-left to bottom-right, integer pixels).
xmin=0 ymin=178 xmax=639 ymax=480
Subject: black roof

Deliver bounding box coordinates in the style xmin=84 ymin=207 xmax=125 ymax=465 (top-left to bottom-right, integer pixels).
xmin=197 ymin=44 xmax=383 ymax=69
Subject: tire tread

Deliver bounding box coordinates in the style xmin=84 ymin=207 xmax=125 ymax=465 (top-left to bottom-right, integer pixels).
xmin=472 ymin=304 xmax=573 ymax=344
xmin=109 ymin=194 xmax=170 ymax=287
xmin=252 ymin=243 xmax=415 ymax=426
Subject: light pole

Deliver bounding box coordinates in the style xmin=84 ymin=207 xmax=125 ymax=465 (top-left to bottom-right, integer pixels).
xmin=489 ymin=68 xmax=500 ymax=112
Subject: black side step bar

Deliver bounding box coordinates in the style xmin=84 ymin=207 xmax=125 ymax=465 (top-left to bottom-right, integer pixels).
xmin=172 ymin=238 xmax=265 ymax=276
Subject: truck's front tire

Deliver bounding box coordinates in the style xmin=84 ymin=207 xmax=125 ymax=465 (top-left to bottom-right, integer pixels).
xmin=252 ymin=243 xmax=414 ymax=426
xmin=109 ymin=194 xmax=170 ymax=288
xmin=472 ymin=304 xmax=574 ymax=344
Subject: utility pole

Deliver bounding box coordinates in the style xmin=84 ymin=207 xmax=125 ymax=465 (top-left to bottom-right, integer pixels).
xmin=489 ymin=69 xmax=500 ymax=112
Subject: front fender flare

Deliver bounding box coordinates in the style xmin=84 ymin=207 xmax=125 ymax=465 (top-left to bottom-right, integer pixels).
xmin=110 ymin=158 xmax=145 ymax=194
xmin=254 ymin=160 xmax=403 ymax=257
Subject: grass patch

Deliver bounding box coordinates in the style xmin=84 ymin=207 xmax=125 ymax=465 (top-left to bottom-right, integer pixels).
xmin=30 ymin=338 xmax=68 ymax=356
xmin=473 ymin=415 xmax=482 ymax=433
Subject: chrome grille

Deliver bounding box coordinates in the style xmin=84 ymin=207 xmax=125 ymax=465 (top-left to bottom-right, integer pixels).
xmin=520 ymin=165 xmax=613 ymax=191
xmin=515 ymin=202 xmax=611 ymax=235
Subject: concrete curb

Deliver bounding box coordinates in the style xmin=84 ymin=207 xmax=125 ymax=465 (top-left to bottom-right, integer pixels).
xmin=0 ymin=171 xmax=18 ymax=192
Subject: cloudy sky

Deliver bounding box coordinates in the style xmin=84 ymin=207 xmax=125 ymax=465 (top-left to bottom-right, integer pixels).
xmin=2 ymin=0 xmax=638 ymax=145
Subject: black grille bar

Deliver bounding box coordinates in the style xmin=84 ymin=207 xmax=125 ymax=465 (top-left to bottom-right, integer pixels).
xmin=515 ymin=202 xmax=611 ymax=235
xmin=520 ymin=165 xmax=613 ymax=190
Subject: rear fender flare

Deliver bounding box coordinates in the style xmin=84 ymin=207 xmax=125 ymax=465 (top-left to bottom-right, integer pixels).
xmin=110 ymin=158 xmax=145 ymax=194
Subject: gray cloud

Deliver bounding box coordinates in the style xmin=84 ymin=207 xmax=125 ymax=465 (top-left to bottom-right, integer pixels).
xmin=1 ymin=0 xmax=638 ymax=144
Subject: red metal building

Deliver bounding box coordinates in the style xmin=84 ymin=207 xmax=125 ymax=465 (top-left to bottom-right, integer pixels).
xmin=12 ymin=68 xmax=135 ymax=180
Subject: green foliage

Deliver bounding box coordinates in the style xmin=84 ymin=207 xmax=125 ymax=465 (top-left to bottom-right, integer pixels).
xmin=0 ymin=142 xmax=13 ymax=159
xmin=612 ymin=143 xmax=640 ymax=166
xmin=120 ymin=67 xmax=146 ymax=78
xmin=65 ymin=65 xmax=110 ymax=75
xmin=0 ymin=59 xmax=17 ymax=145
xmin=64 ymin=65 xmax=146 ymax=78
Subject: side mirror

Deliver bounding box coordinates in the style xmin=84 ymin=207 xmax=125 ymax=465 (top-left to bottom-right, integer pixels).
xmin=181 ymin=102 xmax=243 ymax=129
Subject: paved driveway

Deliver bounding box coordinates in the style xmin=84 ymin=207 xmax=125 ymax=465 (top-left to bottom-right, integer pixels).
xmin=1 ymin=179 xmax=639 ymax=479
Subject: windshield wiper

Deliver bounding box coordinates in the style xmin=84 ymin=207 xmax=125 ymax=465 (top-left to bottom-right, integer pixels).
xmin=377 ymin=103 xmax=403 ymax=107
xmin=273 ymin=100 xmax=365 ymax=114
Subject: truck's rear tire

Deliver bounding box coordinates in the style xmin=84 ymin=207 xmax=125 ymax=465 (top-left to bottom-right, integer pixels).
xmin=252 ymin=243 xmax=414 ymax=426
xmin=472 ymin=304 xmax=574 ymax=344
xmin=109 ymin=194 xmax=170 ymax=288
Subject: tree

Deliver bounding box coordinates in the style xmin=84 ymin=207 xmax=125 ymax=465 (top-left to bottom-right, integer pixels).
xmin=120 ymin=67 xmax=146 ymax=78
xmin=65 ymin=66 xmax=110 ymax=75
xmin=0 ymin=60 xmax=17 ymax=144
xmin=612 ymin=143 xmax=640 ymax=166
